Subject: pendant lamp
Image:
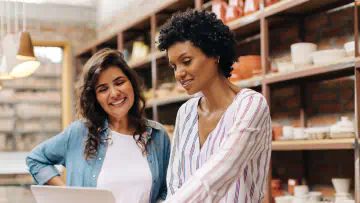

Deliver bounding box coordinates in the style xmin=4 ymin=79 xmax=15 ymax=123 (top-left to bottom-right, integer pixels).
xmin=0 ymin=0 xmax=15 ymax=80
xmin=12 ymin=0 xmax=40 ymax=78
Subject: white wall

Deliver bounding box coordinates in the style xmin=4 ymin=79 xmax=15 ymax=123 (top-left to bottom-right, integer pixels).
xmin=0 ymin=2 xmax=96 ymax=24
xmin=96 ymin=0 xmax=138 ymax=27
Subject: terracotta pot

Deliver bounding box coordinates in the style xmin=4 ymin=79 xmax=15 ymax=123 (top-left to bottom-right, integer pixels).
xmin=271 ymin=179 xmax=281 ymax=191
xmin=272 ymin=125 xmax=283 ymax=141
xmin=225 ymin=6 xmax=243 ymax=23
xmin=265 ymin=0 xmax=280 ymax=6
xmin=229 ymin=0 xmax=244 ymax=7
xmin=244 ymin=0 xmax=260 ymax=15
xmin=232 ymin=60 xmax=253 ymax=80
xmin=212 ymin=0 xmax=227 ymax=23
xmin=238 ymin=55 xmax=262 ymax=76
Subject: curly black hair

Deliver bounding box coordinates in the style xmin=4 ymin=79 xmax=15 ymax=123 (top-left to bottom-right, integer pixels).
xmin=158 ymin=9 xmax=237 ymax=78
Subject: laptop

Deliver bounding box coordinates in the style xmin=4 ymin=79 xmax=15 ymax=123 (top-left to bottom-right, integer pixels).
xmin=31 ymin=185 xmax=116 ymax=203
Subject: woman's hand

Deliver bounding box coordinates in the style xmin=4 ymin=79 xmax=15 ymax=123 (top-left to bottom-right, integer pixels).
xmin=46 ymin=176 xmax=66 ymax=186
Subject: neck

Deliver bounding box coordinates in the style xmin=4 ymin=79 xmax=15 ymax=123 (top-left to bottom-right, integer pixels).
xmin=108 ymin=115 xmax=133 ymax=135
xmin=200 ymin=75 xmax=238 ymax=113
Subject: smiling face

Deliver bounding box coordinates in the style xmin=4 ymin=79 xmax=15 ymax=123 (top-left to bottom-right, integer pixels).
xmin=167 ymin=41 xmax=220 ymax=95
xmin=95 ymin=66 xmax=135 ymax=121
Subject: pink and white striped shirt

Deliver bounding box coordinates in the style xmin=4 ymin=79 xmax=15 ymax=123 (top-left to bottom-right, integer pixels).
xmin=165 ymin=89 xmax=272 ymax=203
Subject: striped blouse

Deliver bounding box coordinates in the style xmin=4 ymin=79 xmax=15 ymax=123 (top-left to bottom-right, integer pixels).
xmin=165 ymin=89 xmax=272 ymax=203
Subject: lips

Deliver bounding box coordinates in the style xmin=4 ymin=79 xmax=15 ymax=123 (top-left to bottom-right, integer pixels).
xmin=180 ymin=79 xmax=193 ymax=88
xmin=110 ymin=98 xmax=126 ymax=106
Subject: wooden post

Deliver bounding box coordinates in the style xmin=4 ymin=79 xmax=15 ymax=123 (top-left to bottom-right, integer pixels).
xmin=261 ymin=15 xmax=272 ymax=203
xmin=354 ymin=2 xmax=360 ymax=202
xmin=151 ymin=14 xmax=159 ymax=121
xmin=117 ymin=32 xmax=124 ymax=52
xmin=195 ymin=0 xmax=204 ymax=10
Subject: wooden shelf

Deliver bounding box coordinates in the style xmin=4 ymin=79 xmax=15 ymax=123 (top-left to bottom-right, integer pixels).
xmin=146 ymin=94 xmax=193 ymax=108
xmin=0 ymin=100 xmax=61 ymax=105
xmin=263 ymin=0 xmax=352 ymax=18
xmin=128 ymin=51 xmax=166 ymax=69
xmin=272 ymin=138 xmax=355 ymax=151
xmin=232 ymin=75 xmax=262 ymax=88
xmin=265 ymin=57 xmax=357 ymax=85
xmin=227 ymin=11 xmax=261 ymax=37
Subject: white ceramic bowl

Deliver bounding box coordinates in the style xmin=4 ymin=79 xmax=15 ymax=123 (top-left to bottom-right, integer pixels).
xmin=332 ymin=178 xmax=351 ymax=194
xmin=277 ymin=62 xmax=295 ymax=73
xmin=311 ymin=49 xmax=346 ymax=65
xmin=282 ymin=126 xmax=294 ymax=139
xmin=294 ymin=185 xmax=309 ymax=197
xmin=293 ymin=128 xmax=306 ymax=140
xmin=308 ymin=191 xmax=322 ymax=201
xmin=275 ymin=196 xmax=293 ymax=203
xmin=344 ymin=41 xmax=358 ymax=56
xmin=291 ymin=43 xmax=317 ymax=65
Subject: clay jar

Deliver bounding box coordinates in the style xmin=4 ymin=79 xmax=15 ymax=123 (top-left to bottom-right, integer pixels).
xmin=265 ymin=0 xmax=280 ymax=6
xmin=238 ymin=55 xmax=262 ymax=76
xmin=272 ymin=125 xmax=283 ymax=141
xmin=225 ymin=6 xmax=243 ymax=23
xmin=244 ymin=0 xmax=260 ymax=15
xmin=232 ymin=60 xmax=253 ymax=80
xmin=212 ymin=0 xmax=227 ymax=23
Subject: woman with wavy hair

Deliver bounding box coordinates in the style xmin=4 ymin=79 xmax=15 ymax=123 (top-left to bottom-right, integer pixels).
xmin=26 ymin=48 xmax=170 ymax=203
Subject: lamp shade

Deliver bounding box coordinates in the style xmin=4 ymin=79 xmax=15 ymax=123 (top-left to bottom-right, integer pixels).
xmin=11 ymin=60 xmax=40 ymax=78
xmin=16 ymin=32 xmax=36 ymax=61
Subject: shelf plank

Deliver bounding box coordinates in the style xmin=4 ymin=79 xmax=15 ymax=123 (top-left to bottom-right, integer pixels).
xmin=128 ymin=51 xmax=166 ymax=69
xmin=263 ymin=0 xmax=351 ymax=18
xmin=272 ymin=138 xmax=355 ymax=151
xmin=146 ymin=94 xmax=193 ymax=108
xmin=0 ymin=100 xmax=61 ymax=105
xmin=227 ymin=10 xmax=261 ymax=34
xmin=232 ymin=76 xmax=263 ymax=88
xmin=265 ymin=57 xmax=357 ymax=85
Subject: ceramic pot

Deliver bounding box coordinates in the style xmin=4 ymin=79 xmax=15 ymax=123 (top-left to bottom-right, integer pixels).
xmin=212 ymin=1 xmax=227 ymax=23
xmin=232 ymin=60 xmax=253 ymax=80
xmin=239 ymin=55 xmax=261 ymax=75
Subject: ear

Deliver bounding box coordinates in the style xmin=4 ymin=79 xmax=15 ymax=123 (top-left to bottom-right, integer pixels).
xmin=215 ymin=56 xmax=220 ymax=64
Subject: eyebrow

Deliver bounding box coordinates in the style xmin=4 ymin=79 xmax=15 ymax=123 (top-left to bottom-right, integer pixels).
xmin=169 ymin=53 xmax=188 ymax=64
xmin=95 ymin=76 xmax=126 ymax=91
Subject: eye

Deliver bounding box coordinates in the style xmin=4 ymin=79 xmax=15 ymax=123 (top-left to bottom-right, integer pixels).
xmin=98 ymin=87 xmax=107 ymax=93
xmin=115 ymin=81 xmax=125 ymax=86
xmin=183 ymin=59 xmax=191 ymax=66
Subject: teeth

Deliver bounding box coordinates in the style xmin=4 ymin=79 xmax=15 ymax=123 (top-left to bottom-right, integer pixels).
xmin=112 ymin=98 xmax=125 ymax=105
xmin=183 ymin=80 xmax=192 ymax=86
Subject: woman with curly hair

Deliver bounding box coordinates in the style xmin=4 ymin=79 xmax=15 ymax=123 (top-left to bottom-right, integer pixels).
xmin=26 ymin=49 xmax=170 ymax=203
xmin=158 ymin=9 xmax=272 ymax=202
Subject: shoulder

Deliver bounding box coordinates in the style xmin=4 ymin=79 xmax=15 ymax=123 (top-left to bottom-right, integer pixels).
xmin=63 ymin=120 xmax=89 ymax=139
xmin=145 ymin=119 xmax=170 ymax=145
xmin=235 ymin=89 xmax=268 ymax=105
xmin=177 ymin=96 xmax=200 ymax=116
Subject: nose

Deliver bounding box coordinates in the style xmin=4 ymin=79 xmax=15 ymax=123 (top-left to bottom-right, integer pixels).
xmin=109 ymin=86 xmax=120 ymax=99
xmin=175 ymin=67 xmax=186 ymax=81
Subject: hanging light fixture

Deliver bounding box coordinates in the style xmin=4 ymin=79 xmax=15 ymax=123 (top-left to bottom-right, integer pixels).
xmin=12 ymin=0 xmax=40 ymax=78
xmin=0 ymin=0 xmax=15 ymax=80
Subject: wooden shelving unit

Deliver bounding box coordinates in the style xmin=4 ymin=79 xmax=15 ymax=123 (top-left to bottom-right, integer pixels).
xmin=272 ymin=138 xmax=355 ymax=151
xmin=74 ymin=0 xmax=359 ymax=202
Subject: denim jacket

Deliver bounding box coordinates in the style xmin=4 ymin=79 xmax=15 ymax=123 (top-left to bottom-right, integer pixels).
xmin=26 ymin=119 xmax=170 ymax=203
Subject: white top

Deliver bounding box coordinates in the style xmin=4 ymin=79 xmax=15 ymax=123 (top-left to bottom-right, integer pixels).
xmin=97 ymin=130 xmax=152 ymax=203
xmin=166 ymin=89 xmax=272 ymax=203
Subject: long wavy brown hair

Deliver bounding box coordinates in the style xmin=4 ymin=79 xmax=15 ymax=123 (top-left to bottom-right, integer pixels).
xmin=76 ymin=48 xmax=148 ymax=159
